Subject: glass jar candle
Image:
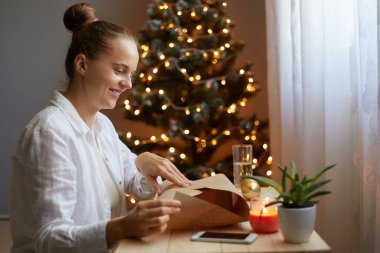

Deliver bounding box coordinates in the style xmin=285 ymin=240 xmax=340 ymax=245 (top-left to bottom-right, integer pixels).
xmin=250 ymin=197 xmax=279 ymax=233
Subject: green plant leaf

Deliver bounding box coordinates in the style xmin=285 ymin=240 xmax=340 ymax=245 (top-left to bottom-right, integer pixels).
xmin=305 ymin=179 xmax=332 ymax=195
xmin=245 ymin=175 xmax=282 ymax=193
xmin=290 ymin=161 xmax=299 ymax=181
xmin=281 ymin=166 xmax=287 ymax=193
xmin=311 ymin=164 xmax=336 ymax=183
xmin=305 ymin=191 xmax=331 ymax=201
xmin=277 ymin=165 xmax=293 ymax=182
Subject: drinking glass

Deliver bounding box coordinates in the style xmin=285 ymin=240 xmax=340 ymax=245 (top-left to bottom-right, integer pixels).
xmin=232 ymin=144 xmax=253 ymax=190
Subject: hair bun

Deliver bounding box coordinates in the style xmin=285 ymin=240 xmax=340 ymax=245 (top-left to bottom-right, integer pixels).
xmin=63 ymin=3 xmax=98 ymax=32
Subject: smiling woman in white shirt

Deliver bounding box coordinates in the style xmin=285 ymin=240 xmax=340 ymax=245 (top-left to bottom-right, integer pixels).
xmin=9 ymin=3 xmax=192 ymax=253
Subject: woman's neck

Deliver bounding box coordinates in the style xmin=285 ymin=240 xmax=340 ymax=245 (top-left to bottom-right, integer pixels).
xmin=63 ymin=82 xmax=97 ymax=128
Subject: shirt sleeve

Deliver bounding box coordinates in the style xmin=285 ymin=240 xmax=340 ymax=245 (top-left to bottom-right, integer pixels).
xmin=22 ymin=125 xmax=109 ymax=253
xmin=118 ymin=140 xmax=157 ymax=200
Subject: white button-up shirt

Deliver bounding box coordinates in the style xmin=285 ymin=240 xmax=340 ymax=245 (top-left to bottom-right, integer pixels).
xmin=10 ymin=91 xmax=155 ymax=253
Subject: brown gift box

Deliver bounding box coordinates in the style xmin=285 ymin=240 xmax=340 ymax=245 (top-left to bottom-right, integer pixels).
xmin=158 ymin=173 xmax=250 ymax=230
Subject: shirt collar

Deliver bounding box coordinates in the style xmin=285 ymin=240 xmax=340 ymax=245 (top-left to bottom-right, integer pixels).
xmin=50 ymin=91 xmax=103 ymax=136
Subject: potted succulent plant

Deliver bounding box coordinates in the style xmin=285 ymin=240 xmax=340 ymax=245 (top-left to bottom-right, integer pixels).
xmin=245 ymin=162 xmax=335 ymax=243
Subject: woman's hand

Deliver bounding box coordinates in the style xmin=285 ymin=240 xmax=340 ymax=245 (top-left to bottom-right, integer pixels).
xmin=106 ymin=199 xmax=181 ymax=246
xmin=135 ymin=152 xmax=191 ymax=193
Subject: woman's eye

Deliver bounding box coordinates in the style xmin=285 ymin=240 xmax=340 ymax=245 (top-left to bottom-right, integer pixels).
xmin=114 ymin=69 xmax=123 ymax=74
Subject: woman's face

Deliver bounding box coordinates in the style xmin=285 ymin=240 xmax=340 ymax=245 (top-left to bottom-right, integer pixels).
xmin=82 ymin=37 xmax=139 ymax=111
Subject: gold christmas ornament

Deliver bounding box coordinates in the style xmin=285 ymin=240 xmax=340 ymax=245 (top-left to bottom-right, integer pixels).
xmin=241 ymin=178 xmax=261 ymax=201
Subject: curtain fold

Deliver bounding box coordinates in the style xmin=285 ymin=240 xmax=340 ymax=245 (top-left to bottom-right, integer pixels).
xmin=266 ymin=0 xmax=380 ymax=252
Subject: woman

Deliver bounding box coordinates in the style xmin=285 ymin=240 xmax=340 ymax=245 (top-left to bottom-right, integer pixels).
xmin=9 ymin=3 xmax=191 ymax=253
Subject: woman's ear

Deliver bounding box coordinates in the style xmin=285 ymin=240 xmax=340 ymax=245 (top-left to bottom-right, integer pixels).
xmin=74 ymin=54 xmax=87 ymax=76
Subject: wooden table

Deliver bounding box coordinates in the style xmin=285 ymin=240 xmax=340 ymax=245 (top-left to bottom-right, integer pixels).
xmin=114 ymin=221 xmax=330 ymax=253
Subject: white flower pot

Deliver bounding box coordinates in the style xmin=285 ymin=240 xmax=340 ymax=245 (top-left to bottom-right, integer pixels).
xmin=278 ymin=205 xmax=316 ymax=243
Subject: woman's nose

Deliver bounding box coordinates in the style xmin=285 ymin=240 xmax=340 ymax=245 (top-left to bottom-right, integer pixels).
xmin=120 ymin=78 xmax=132 ymax=90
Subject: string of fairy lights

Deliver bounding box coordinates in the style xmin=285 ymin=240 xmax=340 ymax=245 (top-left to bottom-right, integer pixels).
xmin=123 ymin=0 xmax=273 ymax=186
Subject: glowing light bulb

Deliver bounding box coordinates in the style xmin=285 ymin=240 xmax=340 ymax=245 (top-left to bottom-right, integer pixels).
xmin=158 ymin=89 xmax=164 ymax=95
xmin=130 ymin=198 xmax=136 ymax=204
xmin=159 ymin=54 xmax=165 ymax=60
xmin=224 ymin=130 xmax=231 ymax=135
xmin=239 ymin=69 xmax=245 ymax=75
xmin=126 ymin=132 xmax=132 ymax=138
xmin=161 ymin=104 xmax=168 ymax=110
xmin=196 ymin=107 xmax=201 ymax=112
xmin=222 ymin=2 xmax=227 ymax=7
xmin=177 ymin=11 xmax=182 ymax=16
xmin=153 ymin=68 xmax=158 ymax=74
xmin=203 ymin=6 xmax=208 ymax=12
xmin=180 ymin=153 xmax=186 ymax=159
xmin=185 ymin=108 xmax=190 ymax=115
xmin=248 ymin=77 xmax=254 ymax=83
xmin=263 ymin=144 xmax=268 ymax=150
xmin=134 ymin=140 xmax=140 ymax=145
xmin=184 ymin=129 xmax=190 ymax=135
xmin=147 ymin=75 xmax=153 ymax=81
xmin=191 ymin=11 xmax=196 ymax=17
xmin=247 ymin=83 xmax=256 ymax=92
xmin=211 ymin=139 xmax=217 ymax=145
xmin=245 ymin=135 xmax=250 ymax=141
xmin=161 ymin=134 xmax=167 ymax=139
xmin=225 ymin=43 xmax=231 ymax=48
xmin=169 ymin=42 xmax=174 ymax=48
xmin=165 ymin=61 xmax=170 ymax=68
xmin=222 ymin=28 xmax=229 ymax=33
xmin=208 ymin=29 xmax=213 ymax=34
xmin=187 ymin=38 xmax=193 ymax=43
xmin=254 ymin=120 xmax=260 ymax=126
xmin=251 ymin=135 xmax=257 ymax=141
xmin=169 ymin=147 xmax=175 ymax=153
xmin=150 ymin=136 xmax=157 ymax=141
xmin=221 ymin=80 xmax=226 ymax=85
xmin=196 ymin=25 xmax=202 ymax=30
xmin=195 ymin=74 xmax=201 ymax=80
xmin=181 ymin=68 xmax=187 ymax=73
xmin=139 ymin=73 xmax=145 ymax=78
xmin=194 ymin=137 xmax=200 ymax=142
xmin=134 ymin=109 xmax=140 ymax=115
xmin=145 ymin=87 xmax=151 ymax=93
xmin=253 ymin=158 xmax=258 ymax=164
xmin=266 ymin=170 xmax=273 ymax=176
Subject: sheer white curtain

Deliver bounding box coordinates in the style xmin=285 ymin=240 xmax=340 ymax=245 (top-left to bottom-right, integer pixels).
xmin=266 ymin=0 xmax=380 ymax=252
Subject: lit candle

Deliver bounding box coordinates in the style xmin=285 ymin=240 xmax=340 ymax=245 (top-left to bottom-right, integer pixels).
xmin=249 ymin=197 xmax=279 ymax=233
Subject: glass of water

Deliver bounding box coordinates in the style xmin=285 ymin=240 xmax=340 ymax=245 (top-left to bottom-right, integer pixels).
xmin=232 ymin=144 xmax=253 ymax=190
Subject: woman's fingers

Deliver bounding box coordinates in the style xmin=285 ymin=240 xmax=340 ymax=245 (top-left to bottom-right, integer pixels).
xmin=140 ymin=199 xmax=182 ymax=209
xmin=156 ymin=160 xmax=191 ymax=187
xmin=136 ymin=152 xmax=191 ymax=188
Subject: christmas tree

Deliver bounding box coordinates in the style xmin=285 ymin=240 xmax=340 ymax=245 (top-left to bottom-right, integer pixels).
xmin=121 ymin=0 xmax=271 ymax=180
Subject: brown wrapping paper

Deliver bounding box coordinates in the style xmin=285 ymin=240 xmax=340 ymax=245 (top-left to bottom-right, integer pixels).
xmin=158 ymin=173 xmax=250 ymax=230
